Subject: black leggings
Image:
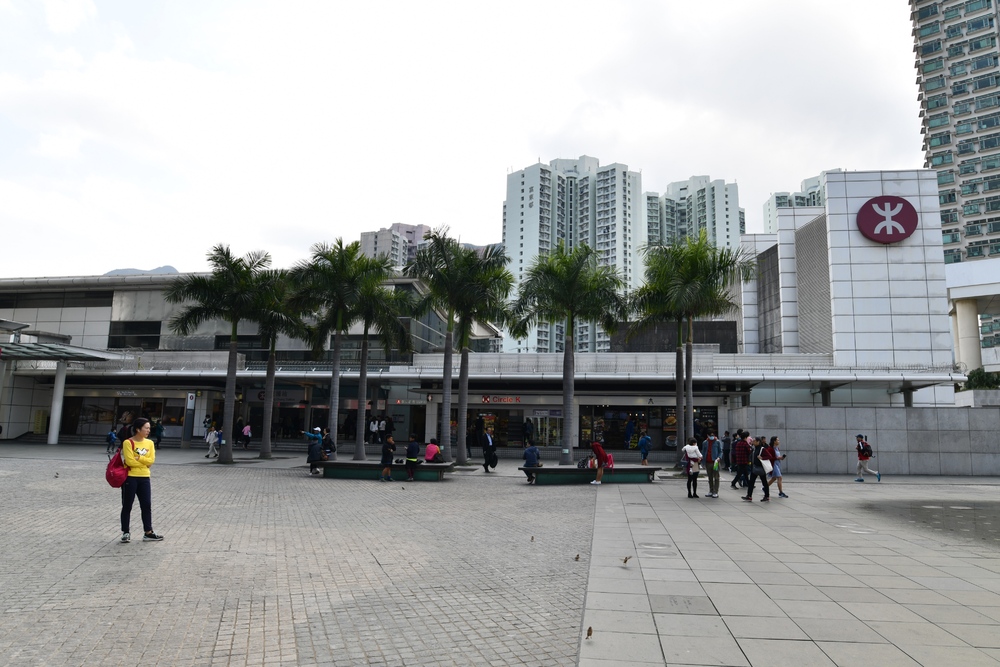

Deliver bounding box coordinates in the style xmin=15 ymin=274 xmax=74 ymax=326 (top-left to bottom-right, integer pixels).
xmin=686 ymin=471 xmax=699 ymax=496
xmin=121 ymin=476 xmax=152 ymax=533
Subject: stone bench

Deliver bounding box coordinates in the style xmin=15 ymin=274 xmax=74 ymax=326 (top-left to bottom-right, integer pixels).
xmin=319 ymin=460 xmax=455 ymax=481
xmin=517 ymin=465 xmax=661 ymax=485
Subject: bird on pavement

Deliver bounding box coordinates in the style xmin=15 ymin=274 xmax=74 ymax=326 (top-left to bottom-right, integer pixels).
xmin=586 ymin=627 xmax=593 ymax=640
xmin=574 ymin=554 xmax=580 ymax=561
xmin=622 ymin=556 xmax=631 ymax=565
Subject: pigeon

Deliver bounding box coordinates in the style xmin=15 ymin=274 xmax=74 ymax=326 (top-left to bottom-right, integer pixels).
xmin=586 ymin=627 xmax=593 ymax=640
xmin=622 ymin=556 xmax=631 ymax=565
xmin=574 ymin=554 xmax=580 ymax=561
xmin=54 ymin=473 xmax=59 ymax=478
xmin=530 ymin=536 xmax=534 ymax=542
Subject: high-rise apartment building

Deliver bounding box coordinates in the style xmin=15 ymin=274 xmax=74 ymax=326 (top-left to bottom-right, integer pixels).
xmin=645 ymin=176 xmax=745 ymax=248
xmin=502 ymin=156 xmax=645 ymax=353
xmin=762 ymin=172 xmax=836 ymax=233
xmin=911 ymin=0 xmax=1000 ymax=358
xmin=359 ymin=223 xmax=432 ymax=267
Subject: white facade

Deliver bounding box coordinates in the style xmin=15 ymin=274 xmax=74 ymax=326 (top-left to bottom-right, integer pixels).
xmin=502 ymin=156 xmax=645 ymax=353
xmin=645 ymin=176 xmax=744 ymax=249
xmin=360 ymin=228 xmax=409 ymax=267
xmin=740 ymin=169 xmax=956 ymax=407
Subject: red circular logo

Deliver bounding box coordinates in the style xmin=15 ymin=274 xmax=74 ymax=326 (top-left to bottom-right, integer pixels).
xmin=856 ymin=196 xmax=918 ymax=244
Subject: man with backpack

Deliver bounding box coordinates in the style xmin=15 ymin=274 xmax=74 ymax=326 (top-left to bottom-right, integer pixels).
xmin=855 ymin=434 xmax=880 ymax=482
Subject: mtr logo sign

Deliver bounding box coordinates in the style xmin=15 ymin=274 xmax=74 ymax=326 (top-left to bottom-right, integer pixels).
xmin=856 ymin=196 xmax=919 ymax=244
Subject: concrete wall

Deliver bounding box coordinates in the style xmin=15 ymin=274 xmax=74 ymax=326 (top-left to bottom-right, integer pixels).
xmin=728 ymin=405 xmax=1000 ymax=476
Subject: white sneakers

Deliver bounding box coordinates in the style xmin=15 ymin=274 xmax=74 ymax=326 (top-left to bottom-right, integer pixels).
xmin=590 ymin=480 xmax=602 ymax=485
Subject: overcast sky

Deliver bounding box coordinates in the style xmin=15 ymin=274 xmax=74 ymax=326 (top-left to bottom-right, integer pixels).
xmin=0 ymin=0 xmax=924 ymax=278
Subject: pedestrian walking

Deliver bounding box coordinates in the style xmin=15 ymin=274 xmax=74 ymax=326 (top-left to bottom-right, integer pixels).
xmin=682 ymin=437 xmax=702 ymax=498
xmin=722 ymin=430 xmax=733 ymax=471
xmin=205 ymin=423 xmax=220 ymax=458
xmin=855 ymin=434 xmax=880 ymax=482
xmin=638 ymin=430 xmax=651 ymax=466
xmin=767 ymin=436 xmax=788 ymax=497
xmin=305 ymin=428 xmax=325 ymax=475
xmin=241 ymin=423 xmax=252 ymax=450
xmin=730 ymin=430 xmax=751 ymax=489
xmin=482 ymin=428 xmax=497 ymax=473
xmin=700 ymin=431 xmax=722 ymax=498
xmin=369 ymin=417 xmax=379 ymax=444
xmin=743 ymin=436 xmax=776 ymax=503
xmin=119 ymin=418 xmax=163 ymax=543
xmin=152 ymin=420 xmax=164 ymax=447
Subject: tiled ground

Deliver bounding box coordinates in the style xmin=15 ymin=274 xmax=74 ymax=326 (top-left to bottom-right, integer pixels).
xmin=0 ymin=448 xmax=594 ymax=666
xmin=3 ymin=445 xmax=1000 ymax=666
xmin=581 ymin=477 xmax=1000 ymax=666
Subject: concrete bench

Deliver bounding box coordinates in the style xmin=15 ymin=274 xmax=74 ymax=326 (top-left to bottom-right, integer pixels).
xmin=319 ymin=460 xmax=455 ymax=481
xmin=518 ymin=465 xmax=661 ymax=485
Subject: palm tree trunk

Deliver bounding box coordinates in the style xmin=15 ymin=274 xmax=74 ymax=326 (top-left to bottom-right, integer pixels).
xmin=685 ymin=316 xmax=694 ymax=443
xmin=440 ymin=328 xmax=454 ymax=461
xmin=260 ymin=339 xmax=276 ymax=459
xmin=561 ymin=327 xmax=575 ymax=466
xmin=354 ymin=330 xmax=369 ymax=461
xmin=220 ymin=326 xmax=238 ymax=464
xmin=456 ymin=345 xmax=470 ymax=466
xmin=328 ymin=330 xmax=342 ymax=461
xmin=675 ymin=319 xmax=684 ymax=464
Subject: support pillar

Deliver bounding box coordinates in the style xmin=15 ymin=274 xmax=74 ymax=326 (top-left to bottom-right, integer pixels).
xmin=902 ymin=388 xmax=914 ymax=407
xmin=0 ymin=361 xmax=8 ymax=438
xmin=820 ymin=387 xmax=833 ymax=406
xmin=424 ymin=399 xmax=438 ymax=446
xmin=47 ymin=361 xmax=67 ymax=445
xmin=955 ymin=298 xmax=983 ymax=372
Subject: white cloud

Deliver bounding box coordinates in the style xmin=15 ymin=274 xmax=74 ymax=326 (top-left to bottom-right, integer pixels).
xmin=0 ymin=0 xmax=928 ymax=277
xmin=41 ymin=0 xmax=96 ymax=34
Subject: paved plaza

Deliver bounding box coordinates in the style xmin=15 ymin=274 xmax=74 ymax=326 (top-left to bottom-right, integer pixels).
xmin=1 ymin=445 xmax=1000 ymax=666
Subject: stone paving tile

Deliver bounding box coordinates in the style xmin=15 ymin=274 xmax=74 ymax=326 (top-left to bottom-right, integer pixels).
xmin=0 ymin=455 xmax=594 ymax=667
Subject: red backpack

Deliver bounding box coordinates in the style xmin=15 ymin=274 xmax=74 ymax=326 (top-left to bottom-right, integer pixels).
xmin=105 ymin=446 xmax=128 ymax=488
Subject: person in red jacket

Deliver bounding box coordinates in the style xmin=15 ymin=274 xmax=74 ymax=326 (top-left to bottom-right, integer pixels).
xmin=590 ymin=440 xmax=608 ymax=485
xmin=743 ymin=437 xmax=776 ymax=503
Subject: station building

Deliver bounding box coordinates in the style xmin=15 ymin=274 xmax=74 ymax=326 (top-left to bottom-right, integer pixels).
xmin=1 ymin=169 xmax=990 ymax=474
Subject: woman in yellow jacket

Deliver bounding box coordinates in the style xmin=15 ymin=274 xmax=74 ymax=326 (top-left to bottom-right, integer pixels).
xmin=120 ymin=418 xmax=164 ymax=543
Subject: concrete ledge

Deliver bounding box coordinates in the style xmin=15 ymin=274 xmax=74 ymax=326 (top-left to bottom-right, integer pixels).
xmin=518 ymin=465 xmax=661 ymax=485
xmin=319 ymin=460 xmax=455 ymax=481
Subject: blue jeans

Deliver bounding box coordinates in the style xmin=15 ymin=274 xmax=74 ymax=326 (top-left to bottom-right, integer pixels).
xmin=121 ymin=476 xmax=153 ymax=534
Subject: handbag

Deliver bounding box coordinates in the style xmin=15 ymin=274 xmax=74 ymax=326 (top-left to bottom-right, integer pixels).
xmin=105 ymin=447 xmax=128 ymax=488
xmin=759 ymin=457 xmax=773 ymax=474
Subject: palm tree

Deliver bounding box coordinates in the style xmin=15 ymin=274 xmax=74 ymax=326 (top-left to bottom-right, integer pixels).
xmin=408 ymin=232 xmax=512 ymax=464
xmin=635 ymin=234 xmax=753 ymax=444
xmin=628 ymin=242 xmax=689 ymax=450
xmin=165 ymin=245 xmax=270 ymax=464
xmin=247 ymin=269 xmax=309 ymax=459
xmin=511 ymin=244 xmax=627 ymax=465
xmin=681 ymin=233 xmax=754 ymax=439
xmin=290 ymin=240 xmax=382 ymax=459
xmin=350 ymin=276 xmax=413 ymax=460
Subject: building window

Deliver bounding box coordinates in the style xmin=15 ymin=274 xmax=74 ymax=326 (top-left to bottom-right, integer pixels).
xmin=109 ymin=321 xmax=161 ymax=350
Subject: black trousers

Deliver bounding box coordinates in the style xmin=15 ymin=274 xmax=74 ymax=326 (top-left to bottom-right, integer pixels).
xmin=731 ymin=463 xmax=749 ymax=487
xmin=747 ymin=469 xmax=769 ymax=498
xmin=121 ymin=476 xmax=152 ymax=533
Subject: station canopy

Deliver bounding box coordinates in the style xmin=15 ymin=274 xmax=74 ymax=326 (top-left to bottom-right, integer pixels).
xmin=0 ymin=343 xmax=122 ymax=362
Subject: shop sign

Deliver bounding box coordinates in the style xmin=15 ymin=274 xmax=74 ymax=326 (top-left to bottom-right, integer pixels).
xmin=256 ymin=389 xmax=304 ymax=402
xmin=116 ymin=390 xmax=137 ymax=397
xmin=394 ymin=399 xmax=425 ymax=405
xmin=482 ymin=395 xmax=521 ymax=404
xmin=856 ymin=196 xmax=918 ymax=244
